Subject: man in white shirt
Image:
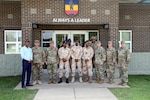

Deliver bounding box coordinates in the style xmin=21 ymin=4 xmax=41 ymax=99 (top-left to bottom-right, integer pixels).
xmin=20 ymin=40 xmax=33 ymax=88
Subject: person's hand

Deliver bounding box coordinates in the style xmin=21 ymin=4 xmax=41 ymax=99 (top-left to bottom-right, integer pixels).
xmin=85 ymin=59 xmax=89 ymax=62
xmin=45 ymin=62 xmax=48 ymax=65
xmin=125 ymin=64 xmax=128 ymax=67
xmin=28 ymin=60 xmax=32 ymax=63
xmin=75 ymin=59 xmax=78 ymax=62
xmin=42 ymin=62 xmax=44 ymax=65
xmin=100 ymin=62 xmax=103 ymax=65
xmin=63 ymin=58 xmax=67 ymax=62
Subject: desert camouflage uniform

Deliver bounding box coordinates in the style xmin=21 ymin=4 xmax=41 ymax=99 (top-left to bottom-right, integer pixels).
xmin=94 ymin=46 xmax=106 ymax=80
xmin=32 ymin=47 xmax=45 ymax=82
xmin=46 ymin=47 xmax=59 ymax=82
xmin=106 ymin=47 xmax=116 ymax=82
xmin=58 ymin=47 xmax=71 ymax=78
xmin=71 ymin=44 xmax=83 ymax=77
xmin=82 ymin=46 xmax=94 ymax=77
xmin=118 ymin=47 xmax=130 ymax=83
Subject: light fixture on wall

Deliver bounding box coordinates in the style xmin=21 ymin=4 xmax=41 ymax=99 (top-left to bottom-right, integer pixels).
xmin=103 ymin=24 xmax=109 ymax=29
xmin=32 ymin=23 xmax=38 ymax=29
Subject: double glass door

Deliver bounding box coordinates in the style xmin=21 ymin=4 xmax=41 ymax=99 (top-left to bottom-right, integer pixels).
xmin=53 ymin=31 xmax=88 ymax=48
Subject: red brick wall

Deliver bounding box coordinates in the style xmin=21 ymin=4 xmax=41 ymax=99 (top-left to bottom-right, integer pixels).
xmin=22 ymin=0 xmax=119 ymax=48
xmin=0 ymin=1 xmax=21 ymax=53
xmin=119 ymin=4 xmax=150 ymax=52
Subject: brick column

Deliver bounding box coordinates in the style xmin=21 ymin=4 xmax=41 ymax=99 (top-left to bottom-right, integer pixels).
xmin=22 ymin=25 xmax=33 ymax=46
xmin=108 ymin=23 xmax=119 ymax=49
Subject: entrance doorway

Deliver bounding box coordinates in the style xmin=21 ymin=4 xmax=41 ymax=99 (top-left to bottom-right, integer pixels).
xmin=41 ymin=30 xmax=99 ymax=48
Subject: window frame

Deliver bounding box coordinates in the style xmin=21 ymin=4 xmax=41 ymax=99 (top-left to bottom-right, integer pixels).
xmin=4 ymin=30 xmax=22 ymax=54
xmin=119 ymin=30 xmax=132 ymax=52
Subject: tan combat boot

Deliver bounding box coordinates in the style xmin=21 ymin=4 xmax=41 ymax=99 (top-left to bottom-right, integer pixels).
xmin=32 ymin=81 xmax=37 ymax=85
xmin=88 ymin=76 xmax=92 ymax=83
xmin=52 ymin=80 xmax=56 ymax=84
xmin=96 ymin=78 xmax=100 ymax=83
xmin=48 ymin=80 xmax=52 ymax=84
xmin=122 ymin=82 xmax=127 ymax=86
xmin=37 ymin=80 xmax=42 ymax=85
xmin=108 ymin=79 xmax=114 ymax=84
xmin=79 ymin=77 xmax=83 ymax=83
xmin=99 ymin=79 xmax=104 ymax=84
xmin=71 ymin=77 xmax=75 ymax=83
xmin=118 ymin=81 xmax=123 ymax=85
xmin=84 ymin=76 xmax=89 ymax=82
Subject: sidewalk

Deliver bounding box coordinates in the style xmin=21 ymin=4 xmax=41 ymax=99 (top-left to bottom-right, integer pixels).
xmin=33 ymin=88 xmax=118 ymax=100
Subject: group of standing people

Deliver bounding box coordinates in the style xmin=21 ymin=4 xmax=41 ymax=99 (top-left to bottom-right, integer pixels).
xmin=20 ymin=37 xmax=130 ymax=88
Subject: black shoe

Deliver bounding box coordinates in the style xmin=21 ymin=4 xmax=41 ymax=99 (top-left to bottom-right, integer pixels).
xmin=66 ymin=78 xmax=69 ymax=84
xmin=26 ymin=84 xmax=33 ymax=86
xmin=22 ymin=86 xmax=26 ymax=88
xmin=58 ymin=78 xmax=62 ymax=84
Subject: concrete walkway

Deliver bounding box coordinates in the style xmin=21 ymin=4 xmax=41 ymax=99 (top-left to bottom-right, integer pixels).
xmin=14 ymin=69 xmax=129 ymax=100
xmin=33 ymin=88 xmax=118 ymax=100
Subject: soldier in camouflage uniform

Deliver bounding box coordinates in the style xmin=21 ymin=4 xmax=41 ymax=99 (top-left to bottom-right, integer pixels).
xmin=70 ymin=39 xmax=83 ymax=83
xmin=58 ymin=40 xmax=71 ymax=84
xmin=82 ymin=40 xmax=94 ymax=83
xmin=32 ymin=40 xmax=45 ymax=85
xmin=118 ymin=41 xmax=130 ymax=86
xmin=45 ymin=41 xmax=59 ymax=84
xmin=94 ymin=41 xmax=106 ymax=84
xmin=106 ymin=41 xmax=116 ymax=84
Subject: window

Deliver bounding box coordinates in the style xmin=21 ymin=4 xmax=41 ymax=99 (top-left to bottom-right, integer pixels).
xmin=119 ymin=30 xmax=132 ymax=52
xmin=88 ymin=31 xmax=99 ymax=41
xmin=4 ymin=30 xmax=22 ymax=54
xmin=41 ymin=31 xmax=53 ymax=47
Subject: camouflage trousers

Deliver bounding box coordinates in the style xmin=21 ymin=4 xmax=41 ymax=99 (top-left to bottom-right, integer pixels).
xmin=32 ymin=63 xmax=43 ymax=81
xmin=59 ymin=60 xmax=70 ymax=78
xmin=95 ymin=64 xmax=104 ymax=80
xmin=83 ymin=60 xmax=93 ymax=76
xmin=71 ymin=59 xmax=82 ymax=77
xmin=118 ymin=63 xmax=128 ymax=83
xmin=47 ymin=63 xmax=57 ymax=81
xmin=106 ymin=63 xmax=115 ymax=81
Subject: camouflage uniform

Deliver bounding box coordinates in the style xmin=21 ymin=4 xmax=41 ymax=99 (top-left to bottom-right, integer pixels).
xmin=118 ymin=45 xmax=130 ymax=84
xmin=58 ymin=47 xmax=71 ymax=78
xmin=32 ymin=46 xmax=45 ymax=83
xmin=70 ymin=44 xmax=83 ymax=78
xmin=94 ymin=43 xmax=106 ymax=83
xmin=106 ymin=42 xmax=116 ymax=83
xmin=82 ymin=46 xmax=94 ymax=77
xmin=46 ymin=46 xmax=59 ymax=83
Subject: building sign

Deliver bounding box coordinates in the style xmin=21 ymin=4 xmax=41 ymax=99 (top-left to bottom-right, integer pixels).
xmin=52 ymin=18 xmax=90 ymax=23
xmin=65 ymin=0 xmax=79 ymax=16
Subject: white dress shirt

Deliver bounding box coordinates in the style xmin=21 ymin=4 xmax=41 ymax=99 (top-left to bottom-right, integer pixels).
xmin=21 ymin=46 xmax=33 ymax=61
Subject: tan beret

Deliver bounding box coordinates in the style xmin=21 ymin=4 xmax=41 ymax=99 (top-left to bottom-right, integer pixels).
xmin=34 ymin=40 xmax=40 ymax=43
xmin=50 ymin=40 xmax=54 ymax=44
xmin=108 ymin=41 xmax=112 ymax=44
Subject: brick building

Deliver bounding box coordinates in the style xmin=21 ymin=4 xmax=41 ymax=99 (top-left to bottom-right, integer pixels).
xmin=0 ymin=0 xmax=150 ymax=76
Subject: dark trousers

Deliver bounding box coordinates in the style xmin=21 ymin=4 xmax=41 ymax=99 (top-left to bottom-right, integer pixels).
xmin=21 ymin=59 xmax=32 ymax=87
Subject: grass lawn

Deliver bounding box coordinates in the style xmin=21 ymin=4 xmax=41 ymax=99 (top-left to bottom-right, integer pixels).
xmin=110 ymin=75 xmax=150 ymax=100
xmin=0 ymin=76 xmax=37 ymax=100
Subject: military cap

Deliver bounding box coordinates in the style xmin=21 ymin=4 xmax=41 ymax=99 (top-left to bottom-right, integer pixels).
xmin=50 ymin=40 xmax=54 ymax=44
xmin=121 ymin=41 xmax=125 ymax=44
xmin=96 ymin=41 xmax=101 ymax=44
xmin=108 ymin=41 xmax=112 ymax=44
xmin=25 ymin=39 xmax=30 ymax=42
xmin=91 ymin=36 xmax=96 ymax=40
xmin=67 ymin=39 xmax=71 ymax=42
xmin=84 ymin=40 xmax=89 ymax=43
xmin=63 ymin=40 xmax=67 ymax=44
xmin=34 ymin=40 xmax=40 ymax=43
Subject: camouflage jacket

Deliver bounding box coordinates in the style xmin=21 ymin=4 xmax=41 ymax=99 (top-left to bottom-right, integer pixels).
xmin=94 ymin=46 xmax=106 ymax=64
xmin=32 ymin=47 xmax=45 ymax=64
xmin=117 ymin=47 xmax=130 ymax=64
xmin=46 ymin=47 xmax=59 ymax=64
xmin=71 ymin=45 xmax=83 ymax=60
xmin=106 ymin=47 xmax=116 ymax=64
xmin=82 ymin=46 xmax=94 ymax=60
xmin=58 ymin=47 xmax=71 ymax=60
